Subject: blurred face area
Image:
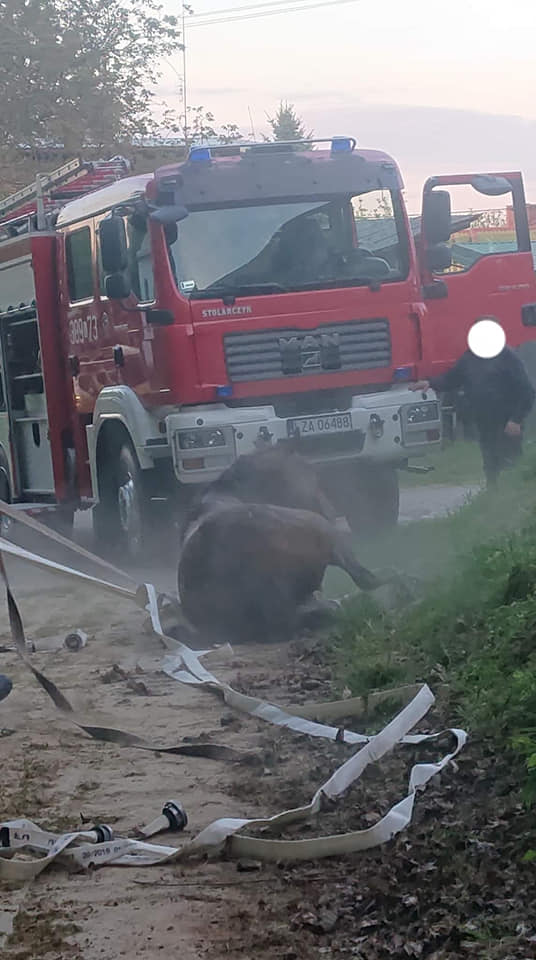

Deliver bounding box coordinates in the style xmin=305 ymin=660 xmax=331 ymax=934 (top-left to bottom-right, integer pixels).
xmin=467 ymin=317 xmax=506 ymax=358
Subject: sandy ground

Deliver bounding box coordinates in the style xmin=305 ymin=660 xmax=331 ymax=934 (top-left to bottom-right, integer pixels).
xmin=0 ymin=483 xmax=475 ymax=959
xmin=0 ymin=558 xmax=307 ymax=959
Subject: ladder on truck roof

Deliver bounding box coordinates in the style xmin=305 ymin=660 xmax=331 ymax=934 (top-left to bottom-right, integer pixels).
xmin=0 ymin=156 xmax=131 ymax=234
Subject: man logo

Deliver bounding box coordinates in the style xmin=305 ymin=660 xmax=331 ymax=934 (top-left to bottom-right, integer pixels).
xmin=279 ymin=331 xmax=341 ymax=375
xmin=301 ymin=335 xmax=322 ymax=369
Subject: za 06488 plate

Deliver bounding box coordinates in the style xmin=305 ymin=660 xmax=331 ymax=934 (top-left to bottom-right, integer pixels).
xmin=287 ymin=413 xmax=353 ymax=437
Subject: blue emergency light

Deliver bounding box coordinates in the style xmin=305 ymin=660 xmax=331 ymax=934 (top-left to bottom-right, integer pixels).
xmin=215 ymin=385 xmax=233 ymax=398
xmin=188 ymin=146 xmax=212 ymax=163
xmin=331 ymin=137 xmax=356 ymax=154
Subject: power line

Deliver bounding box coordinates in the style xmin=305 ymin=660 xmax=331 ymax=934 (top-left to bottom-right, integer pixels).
xmin=174 ymin=0 xmax=360 ymax=140
xmin=187 ymin=0 xmax=360 ymax=26
xmin=189 ymin=0 xmax=320 ymax=19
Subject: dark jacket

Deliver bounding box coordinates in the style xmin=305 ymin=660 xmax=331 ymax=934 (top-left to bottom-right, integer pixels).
xmin=430 ymin=347 xmax=535 ymax=425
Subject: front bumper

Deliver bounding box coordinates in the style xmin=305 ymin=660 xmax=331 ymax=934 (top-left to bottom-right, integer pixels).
xmin=166 ymin=387 xmax=442 ymax=483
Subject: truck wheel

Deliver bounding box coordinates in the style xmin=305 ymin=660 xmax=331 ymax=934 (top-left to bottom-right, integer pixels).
xmin=94 ymin=440 xmax=147 ymax=561
xmin=0 ymin=448 xmax=11 ymax=504
xmin=325 ymin=462 xmax=400 ymax=537
xmin=0 ymin=470 xmax=10 ymax=504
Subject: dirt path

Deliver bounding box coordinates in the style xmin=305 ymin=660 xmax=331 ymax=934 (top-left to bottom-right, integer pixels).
xmin=0 ymin=559 xmax=295 ymax=958
xmin=5 ymin=481 xmax=533 ymax=960
xmin=2 ymin=529 xmax=374 ymax=960
xmin=398 ymin=483 xmax=480 ymax=525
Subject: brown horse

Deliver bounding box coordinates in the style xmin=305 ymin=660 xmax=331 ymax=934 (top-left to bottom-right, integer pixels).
xmin=179 ymin=442 xmax=337 ymax=532
xmin=178 ymin=445 xmax=383 ymax=643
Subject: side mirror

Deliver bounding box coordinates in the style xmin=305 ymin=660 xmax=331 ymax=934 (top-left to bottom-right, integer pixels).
xmin=105 ymin=273 xmax=131 ymax=300
xmin=471 ymin=175 xmax=511 ymax=197
xmin=99 ymin=216 xmax=128 ymax=274
xmin=422 ymin=190 xmax=451 ymax=245
xmin=146 ymin=308 xmax=174 ymax=326
xmin=150 ymin=205 xmax=189 ymax=225
xmin=426 ymin=242 xmax=452 ymax=272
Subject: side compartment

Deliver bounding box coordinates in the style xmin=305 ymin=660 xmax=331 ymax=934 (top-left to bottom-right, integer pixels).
xmin=0 ymin=235 xmax=74 ymax=505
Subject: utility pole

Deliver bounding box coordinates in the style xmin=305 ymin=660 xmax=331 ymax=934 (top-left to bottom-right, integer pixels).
xmin=182 ymin=2 xmax=189 ymax=148
xmin=247 ymin=105 xmax=256 ymax=141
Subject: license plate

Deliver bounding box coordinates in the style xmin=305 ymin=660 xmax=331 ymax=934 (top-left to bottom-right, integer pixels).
xmin=287 ymin=412 xmax=353 ymax=437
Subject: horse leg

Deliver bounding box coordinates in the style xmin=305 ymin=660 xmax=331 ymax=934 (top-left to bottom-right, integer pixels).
xmin=329 ymin=531 xmax=383 ymax=591
xmin=330 ymin=531 xmax=421 ymax=603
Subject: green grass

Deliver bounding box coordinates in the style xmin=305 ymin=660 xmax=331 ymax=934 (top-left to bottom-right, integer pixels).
xmin=325 ymin=451 xmax=536 ymax=799
xmin=323 ymin=438 xmax=485 ymax=598
xmin=400 ymin=438 xmax=483 ymax=487
xmin=324 ymin=455 xmax=530 ymax=597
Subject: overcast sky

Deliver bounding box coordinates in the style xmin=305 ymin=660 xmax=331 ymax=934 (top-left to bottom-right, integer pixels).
xmin=158 ymin=0 xmax=536 ymax=210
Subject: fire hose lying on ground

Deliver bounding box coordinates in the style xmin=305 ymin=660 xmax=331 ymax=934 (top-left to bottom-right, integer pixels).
xmin=0 ymin=503 xmax=466 ymax=882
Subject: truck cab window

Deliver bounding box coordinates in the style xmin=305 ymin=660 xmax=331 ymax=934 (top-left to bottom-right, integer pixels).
xmin=167 ymin=189 xmax=408 ymax=297
xmin=66 ymin=227 xmax=93 ymax=302
xmin=431 ymin=183 xmax=523 ymax=275
xmin=127 ymin=214 xmax=155 ymax=302
xmin=97 ymin=214 xmax=155 ymax=302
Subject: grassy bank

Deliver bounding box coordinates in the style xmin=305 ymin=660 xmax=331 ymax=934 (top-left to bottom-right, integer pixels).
xmin=326 ymin=448 xmax=533 ymax=592
xmin=400 ymin=437 xmax=483 ymax=487
xmin=329 ymin=451 xmax=536 ymax=802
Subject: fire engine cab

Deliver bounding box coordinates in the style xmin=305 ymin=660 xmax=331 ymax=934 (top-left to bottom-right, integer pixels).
xmin=0 ymin=139 xmax=535 ymax=556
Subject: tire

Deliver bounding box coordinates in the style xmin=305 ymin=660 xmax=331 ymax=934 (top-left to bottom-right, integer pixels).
xmin=324 ymin=462 xmax=400 ymax=537
xmin=93 ymin=439 xmax=147 ymax=561
xmin=0 ymin=444 xmax=11 ymax=504
xmin=0 ymin=469 xmax=10 ymax=504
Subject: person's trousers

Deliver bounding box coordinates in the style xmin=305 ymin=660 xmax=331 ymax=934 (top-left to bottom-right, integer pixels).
xmin=476 ymin=418 xmax=523 ymax=487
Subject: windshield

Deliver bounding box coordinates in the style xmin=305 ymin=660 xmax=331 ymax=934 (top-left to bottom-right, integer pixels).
xmin=166 ymin=190 xmax=409 ymax=298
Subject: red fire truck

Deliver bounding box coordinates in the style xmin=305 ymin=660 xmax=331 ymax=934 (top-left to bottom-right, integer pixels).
xmin=0 ymin=139 xmax=535 ymax=556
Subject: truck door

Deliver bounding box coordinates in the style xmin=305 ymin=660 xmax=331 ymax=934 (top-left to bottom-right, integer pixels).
xmin=64 ymin=222 xmax=118 ymax=412
xmin=419 ymin=172 xmax=536 ymax=380
xmin=95 ymin=212 xmax=154 ymax=400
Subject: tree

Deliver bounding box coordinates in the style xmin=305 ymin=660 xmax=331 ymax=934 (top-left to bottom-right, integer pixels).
xmin=354 ymin=197 xmax=368 ymax=218
xmin=155 ymin=104 xmax=244 ymax=147
xmin=218 ymin=123 xmax=243 ymax=145
xmin=372 ymin=193 xmax=393 ymax=219
xmin=477 ymin=209 xmax=507 ymax=229
xmin=0 ymin=0 xmax=182 ymax=154
xmin=265 ymin=101 xmax=312 ymax=142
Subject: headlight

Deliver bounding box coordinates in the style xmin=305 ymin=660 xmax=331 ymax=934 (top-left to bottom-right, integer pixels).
xmin=178 ymin=428 xmax=226 ymax=450
xmin=404 ymin=402 xmax=439 ymax=424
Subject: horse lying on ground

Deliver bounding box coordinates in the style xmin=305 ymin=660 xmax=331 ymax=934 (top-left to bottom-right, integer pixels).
xmin=183 ymin=440 xmax=338 ymax=523
xmin=177 ymin=445 xmax=387 ymax=644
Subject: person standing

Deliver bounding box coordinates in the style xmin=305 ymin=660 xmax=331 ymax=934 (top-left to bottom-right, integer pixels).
xmin=410 ymin=325 xmax=535 ymax=487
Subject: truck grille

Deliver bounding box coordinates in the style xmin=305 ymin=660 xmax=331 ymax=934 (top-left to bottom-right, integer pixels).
xmin=224 ymin=319 xmax=391 ymax=383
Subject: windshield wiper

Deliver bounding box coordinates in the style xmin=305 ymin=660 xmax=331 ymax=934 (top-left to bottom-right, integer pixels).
xmin=191 ymin=281 xmax=289 ymax=299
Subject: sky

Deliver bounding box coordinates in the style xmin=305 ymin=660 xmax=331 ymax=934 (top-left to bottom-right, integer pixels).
xmin=157 ymin=0 xmax=536 ymax=211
